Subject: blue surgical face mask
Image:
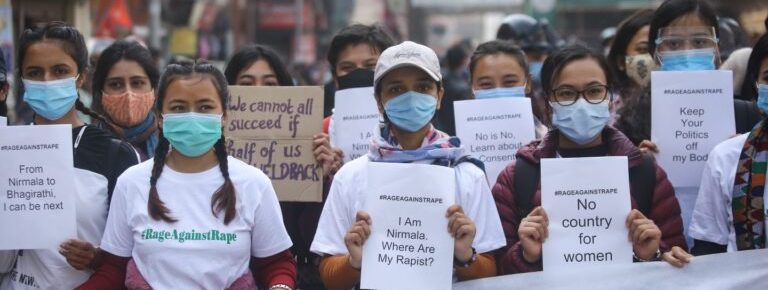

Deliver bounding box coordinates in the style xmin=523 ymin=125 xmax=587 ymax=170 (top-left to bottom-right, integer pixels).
xmin=474 ymin=86 xmax=526 ymax=99
xmin=162 ymin=112 xmax=222 ymax=157
xmin=23 ymin=76 xmax=79 ymax=120
xmin=384 ymin=91 xmax=437 ymax=133
xmin=530 ymin=61 xmax=544 ymax=83
xmin=658 ymin=48 xmax=716 ymax=71
xmin=757 ymin=84 xmax=768 ymax=115
xmin=551 ymin=99 xmax=610 ymax=145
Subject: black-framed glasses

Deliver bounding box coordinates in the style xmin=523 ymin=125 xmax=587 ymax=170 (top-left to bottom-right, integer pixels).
xmin=550 ymin=84 xmax=611 ymax=106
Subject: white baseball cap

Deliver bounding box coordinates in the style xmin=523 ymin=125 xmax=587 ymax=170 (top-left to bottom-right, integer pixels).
xmin=373 ymin=41 xmax=442 ymax=88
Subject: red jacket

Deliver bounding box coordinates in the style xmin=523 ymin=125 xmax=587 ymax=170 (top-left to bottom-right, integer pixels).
xmin=492 ymin=126 xmax=687 ymax=275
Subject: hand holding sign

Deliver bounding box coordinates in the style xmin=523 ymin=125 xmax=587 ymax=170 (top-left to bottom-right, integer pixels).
xmin=345 ymin=211 xmax=372 ymax=269
xmin=519 ymin=207 xmax=550 ymax=263
xmin=626 ymin=209 xmax=661 ymax=261
xmin=447 ymin=205 xmax=476 ymax=263
xmin=312 ymin=133 xmax=343 ymax=178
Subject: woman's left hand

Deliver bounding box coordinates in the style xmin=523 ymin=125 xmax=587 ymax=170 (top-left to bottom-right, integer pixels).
xmin=447 ymin=204 xmax=476 ymax=263
xmin=626 ymin=209 xmax=661 ymax=261
xmin=59 ymin=239 xmax=101 ymax=270
xmin=313 ymin=133 xmax=343 ymax=177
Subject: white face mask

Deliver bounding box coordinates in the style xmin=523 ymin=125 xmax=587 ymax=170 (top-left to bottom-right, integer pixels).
xmin=624 ymin=54 xmax=655 ymax=87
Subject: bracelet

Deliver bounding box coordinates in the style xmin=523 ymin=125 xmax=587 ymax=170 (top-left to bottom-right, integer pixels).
xmin=269 ymin=284 xmax=293 ymax=290
xmin=633 ymin=248 xmax=662 ymax=262
xmin=454 ymin=247 xmax=477 ymax=268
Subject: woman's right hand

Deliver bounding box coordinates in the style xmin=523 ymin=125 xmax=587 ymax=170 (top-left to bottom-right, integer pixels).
xmin=345 ymin=211 xmax=372 ymax=269
xmin=638 ymin=140 xmax=659 ymax=154
xmin=518 ymin=206 xmax=549 ymax=263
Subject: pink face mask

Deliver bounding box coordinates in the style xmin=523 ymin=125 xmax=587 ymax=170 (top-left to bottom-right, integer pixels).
xmin=101 ymin=90 xmax=156 ymax=127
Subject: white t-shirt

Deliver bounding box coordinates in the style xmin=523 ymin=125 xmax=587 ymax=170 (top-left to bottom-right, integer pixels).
xmin=310 ymin=156 xmax=506 ymax=256
xmin=101 ymin=157 xmax=292 ymax=290
xmin=688 ymin=133 xmax=766 ymax=251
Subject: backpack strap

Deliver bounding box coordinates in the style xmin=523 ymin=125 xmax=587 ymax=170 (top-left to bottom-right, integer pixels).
xmin=628 ymin=153 xmax=656 ymax=216
xmin=513 ymin=158 xmax=540 ymax=220
xmin=453 ymin=155 xmax=485 ymax=173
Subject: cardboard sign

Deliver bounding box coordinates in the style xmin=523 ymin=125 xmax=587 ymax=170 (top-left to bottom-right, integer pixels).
xmin=225 ymin=86 xmax=324 ymax=202
xmin=331 ymin=87 xmax=381 ymax=162
xmin=361 ymin=162 xmax=456 ymax=290
xmin=541 ymin=157 xmax=633 ymax=271
xmin=454 ymin=97 xmax=536 ymax=185
xmin=0 ymin=125 xmax=77 ymax=249
xmin=651 ymin=70 xmax=735 ymax=187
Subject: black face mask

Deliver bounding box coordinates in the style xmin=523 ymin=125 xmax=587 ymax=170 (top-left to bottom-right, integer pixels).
xmin=336 ymin=68 xmax=374 ymax=90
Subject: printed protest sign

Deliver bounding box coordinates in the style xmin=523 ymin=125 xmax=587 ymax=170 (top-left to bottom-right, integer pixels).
xmin=225 ymin=86 xmax=324 ymax=202
xmin=361 ymin=162 xmax=455 ymax=290
xmin=651 ymin=70 xmax=734 ymax=187
xmin=0 ymin=125 xmax=77 ymax=249
xmin=540 ymin=157 xmax=633 ymax=271
xmin=331 ymin=87 xmax=380 ymax=162
xmin=454 ymin=98 xmax=536 ymax=185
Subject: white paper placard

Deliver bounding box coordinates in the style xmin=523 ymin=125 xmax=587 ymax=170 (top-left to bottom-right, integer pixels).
xmin=331 ymin=87 xmax=381 ymax=162
xmin=651 ymin=70 xmax=735 ymax=188
xmin=361 ymin=162 xmax=456 ymax=290
xmin=0 ymin=124 xmax=77 ymax=249
xmin=541 ymin=156 xmax=633 ymax=271
xmin=454 ymin=98 xmax=536 ymax=185
xmin=0 ymin=116 xmax=6 ymax=127
xmin=454 ymin=250 xmax=768 ymax=290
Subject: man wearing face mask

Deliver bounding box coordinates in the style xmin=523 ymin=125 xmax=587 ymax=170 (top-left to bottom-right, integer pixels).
xmin=322 ymin=24 xmax=395 ymax=118
xmin=311 ymin=41 xmax=505 ymax=290
xmin=321 ymin=24 xmax=395 ymax=142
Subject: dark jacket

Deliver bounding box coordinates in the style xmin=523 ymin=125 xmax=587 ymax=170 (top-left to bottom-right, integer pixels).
xmin=491 ymin=126 xmax=687 ymax=274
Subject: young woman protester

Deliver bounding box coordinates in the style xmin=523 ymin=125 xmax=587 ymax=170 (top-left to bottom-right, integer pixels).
xmin=622 ymin=0 xmax=763 ymax=248
xmin=77 ymin=60 xmax=296 ymax=290
xmin=0 ymin=22 xmax=140 ymax=290
xmin=91 ymin=40 xmax=160 ymax=160
xmin=689 ymin=33 xmax=768 ymax=254
xmin=468 ymin=40 xmax=548 ymax=138
xmin=607 ymin=9 xmax=655 ymax=106
xmin=310 ymin=41 xmax=506 ymax=290
xmin=225 ymin=44 xmax=341 ymax=289
xmin=492 ymin=45 xmax=691 ymax=275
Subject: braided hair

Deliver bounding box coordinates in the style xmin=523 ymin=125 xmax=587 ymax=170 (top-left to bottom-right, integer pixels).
xmin=149 ymin=59 xmax=237 ymax=224
xmin=16 ymin=21 xmax=111 ymax=125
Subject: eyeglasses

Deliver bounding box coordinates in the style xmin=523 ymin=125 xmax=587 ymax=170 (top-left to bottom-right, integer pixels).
xmin=550 ymin=84 xmax=611 ymax=106
xmin=655 ymin=26 xmax=719 ymax=52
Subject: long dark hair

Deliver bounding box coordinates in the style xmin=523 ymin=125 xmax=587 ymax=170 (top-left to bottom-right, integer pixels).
xmin=741 ymin=34 xmax=768 ymax=101
xmin=648 ymin=0 xmax=720 ymax=58
xmin=149 ymin=59 xmax=237 ymax=225
xmin=615 ymin=88 xmax=651 ymax=146
xmin=224 ymin=44 xmax=293 ymax=86
xmin=607 ymin=9 xmax=654 ymax=93
xmin=92 ymin=40 xmax=160 ymax=117
xmin=17 ymin=21 xmax=108 ymax=124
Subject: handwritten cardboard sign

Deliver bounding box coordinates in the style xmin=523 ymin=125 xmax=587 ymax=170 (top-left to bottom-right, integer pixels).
xmin=225 ymin=86 xmax=324 ymax=202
